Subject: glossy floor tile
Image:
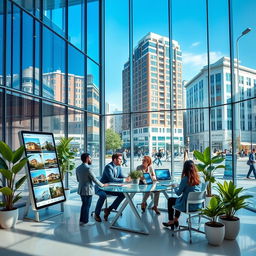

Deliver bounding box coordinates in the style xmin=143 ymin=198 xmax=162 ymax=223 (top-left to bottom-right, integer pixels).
xmin=0 ymin=193 xmax=256 ymax=256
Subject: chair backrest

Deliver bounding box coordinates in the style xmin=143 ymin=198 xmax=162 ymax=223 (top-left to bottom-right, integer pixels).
xmin=186 ymin=191 xmax=206 ymax=213
xmin=201 ymin=181 xmax=209 ymax=192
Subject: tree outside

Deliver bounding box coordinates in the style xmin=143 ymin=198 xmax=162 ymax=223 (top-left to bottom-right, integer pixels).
xmin=105 ymin=129 xmax=123 ymax=153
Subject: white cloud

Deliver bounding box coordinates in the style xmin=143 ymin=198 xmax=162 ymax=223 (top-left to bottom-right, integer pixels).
xmin=182 ymin=51 xmax=223 ymax=67
xmin=191 ymin=42 xmax=200 ymax=47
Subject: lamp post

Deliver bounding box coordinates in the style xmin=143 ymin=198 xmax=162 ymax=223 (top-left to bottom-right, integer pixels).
xmin=235 ymin=28 xmax=251 ymax=95
xmin=233 ymin=28 xmax=251 ymax=181
xmin=235 ymin=28 xmax=251 ymax=141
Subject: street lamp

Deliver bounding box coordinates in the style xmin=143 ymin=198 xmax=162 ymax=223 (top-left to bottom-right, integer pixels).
xmin=234 ymin=28 xmax=252 ymax=134
xmin=235 ymin=28 xmax=251 ymax=96
xmin=233 ymin=28 xmax=251 ymax=182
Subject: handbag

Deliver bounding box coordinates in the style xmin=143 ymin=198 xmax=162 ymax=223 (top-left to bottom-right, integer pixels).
xmin=247 ymin=160 xmax=251 ymax=165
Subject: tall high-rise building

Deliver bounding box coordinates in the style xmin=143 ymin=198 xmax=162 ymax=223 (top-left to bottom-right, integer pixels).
xmin=122 ymin=32 xmax=184 ymax=155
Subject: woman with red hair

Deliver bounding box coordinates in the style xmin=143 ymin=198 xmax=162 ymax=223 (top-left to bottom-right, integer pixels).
xmin=136 ymin=156 xmax=161 ymax=214
xmin=162 ymin=160 xmax=201 ymax=228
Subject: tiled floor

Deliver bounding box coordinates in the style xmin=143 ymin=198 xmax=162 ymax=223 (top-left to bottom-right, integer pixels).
xmin=1 ymin=193 xmax=256 ymax=256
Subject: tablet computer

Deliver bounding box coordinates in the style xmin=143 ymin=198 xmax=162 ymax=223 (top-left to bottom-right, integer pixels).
xmin=143 ymin=173 xmax=153 ymax=185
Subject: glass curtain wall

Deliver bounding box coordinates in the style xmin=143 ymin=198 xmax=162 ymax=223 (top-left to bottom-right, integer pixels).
xmin=105 ymin=0 xmax=256 ymax=210
xmin=0 ymin=0 xmax=101 ymax=205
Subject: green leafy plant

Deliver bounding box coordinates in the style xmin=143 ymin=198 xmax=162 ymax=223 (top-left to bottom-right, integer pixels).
xmin=201 ymin=196 xmax=225 ymax=225
xmin=193 ymin=147 xmax=225 ymax=197
xmin=56 ymin=137 xmax=75 ymax=185
xmin=216 ymin=181 xmax=252 ymax=220
xmin=0 ymin=141 xmax=28 ymax=210
xmin=129 ymin=170 xmax=143 ymax=180
xmin=105 ymin=129 xmax=123 ymax=152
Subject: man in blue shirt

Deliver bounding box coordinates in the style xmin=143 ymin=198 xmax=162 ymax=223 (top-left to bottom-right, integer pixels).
xmin=94 ymin=153 xmax=131 ymax=222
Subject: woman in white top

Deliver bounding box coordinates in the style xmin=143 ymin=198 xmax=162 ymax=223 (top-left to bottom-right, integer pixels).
xmin=136 ymin=156 xmax=160 ymax=215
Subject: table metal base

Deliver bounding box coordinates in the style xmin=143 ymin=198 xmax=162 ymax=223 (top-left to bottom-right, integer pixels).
xmin=109 ymin=192 xmax=149 ymax=235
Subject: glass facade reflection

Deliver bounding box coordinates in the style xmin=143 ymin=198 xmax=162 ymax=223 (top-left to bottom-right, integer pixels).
xmin=0 ymin=0 xmax=101 ymax=200
xmin=0 ymin=0 xmax=255 ymax=210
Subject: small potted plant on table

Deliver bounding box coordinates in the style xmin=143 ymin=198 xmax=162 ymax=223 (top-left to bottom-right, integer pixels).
xmin=129 ymin=170 xmax=143 ymax=184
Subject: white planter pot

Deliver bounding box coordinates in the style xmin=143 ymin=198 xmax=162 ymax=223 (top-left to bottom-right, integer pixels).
xmin=205 ymin=222 xmax=225 ymax=246
xmin=0 ymin=208 xmax=19 ymax=229
xmin=132 ymin=179 xmax=140 ymax=185
xmin=219 ymin=217 xmax=240 ymax=240
xmin=64 ymin=189 xmax=70 ymax=200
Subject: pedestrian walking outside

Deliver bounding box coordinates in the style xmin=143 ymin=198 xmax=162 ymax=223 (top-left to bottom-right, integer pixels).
xmin=246 ymin=148 xmax=256 ymax=179
xmin=122 ymin=149 xmax=128 ymax=167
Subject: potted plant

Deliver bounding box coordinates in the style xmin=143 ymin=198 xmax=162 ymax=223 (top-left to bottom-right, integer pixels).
xmin=216 ymin=181 xmax=252 ymax=240
xmin=0 ymin=141 xmax=28 ymax=228
xmin=201 ymin=196 xmax=225 ymax=246
xmin=193 ymin=147 xmax=225 ymax=201
xmin=129 ymin=170 xmax=143 ymax=184
xmin=56 ymin=137 xmax=75 ymax=199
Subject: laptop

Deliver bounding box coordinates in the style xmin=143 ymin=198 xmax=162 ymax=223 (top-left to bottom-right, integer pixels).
xmin=143 ymin=173 xmax=153 ymax=185
xmin=155 ymin=169 xmax=171 ymax=181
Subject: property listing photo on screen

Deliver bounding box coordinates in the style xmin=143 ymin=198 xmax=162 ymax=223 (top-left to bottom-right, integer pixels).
xmin=20 ymin=131 xmax=66 ymax=209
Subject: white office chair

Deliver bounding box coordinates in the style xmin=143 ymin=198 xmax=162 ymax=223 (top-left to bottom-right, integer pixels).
xmin=171 ymin=191 xmax=206 ymax=243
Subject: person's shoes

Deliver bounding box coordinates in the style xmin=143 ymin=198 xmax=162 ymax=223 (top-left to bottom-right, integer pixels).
xmin=80 ymin=221 xmax=95 ymax=226
xmin=174 ymin=220 xmax=179 ymax=228
xmin=152 ymin=206 xmax=161 ymax=215
xmin=246 ymin=177 xmax=251 ymax=179
xmin=94 ymin=214 xmax=102 ymax=222
xmin=104 ymin=208 xmax=111 ymax=221
xmin=141 ymin=202 xmax=147 ymax=213
xmin=162 ymin=222 xmax=175 ymax=230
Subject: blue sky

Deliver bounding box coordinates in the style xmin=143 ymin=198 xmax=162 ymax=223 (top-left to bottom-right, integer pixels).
xmin=105 ymin=0 xmax=256 ymax=113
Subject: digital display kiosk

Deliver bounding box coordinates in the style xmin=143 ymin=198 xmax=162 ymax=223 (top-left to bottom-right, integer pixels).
xmin=19 ymin=131 xmax=66 ymax=210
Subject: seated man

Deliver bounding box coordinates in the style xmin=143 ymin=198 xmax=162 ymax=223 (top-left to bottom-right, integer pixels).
xmin=94 ymin=153 xmax=131 ymax=222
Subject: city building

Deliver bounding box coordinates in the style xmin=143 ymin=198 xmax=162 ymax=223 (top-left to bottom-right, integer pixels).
xmin=186 ymin=57 xmax=256 ymax=152
xmin=111 ymin=109 xmax=123 ymax=135
xmin=122 ymin=32 xmax=184 ymax=155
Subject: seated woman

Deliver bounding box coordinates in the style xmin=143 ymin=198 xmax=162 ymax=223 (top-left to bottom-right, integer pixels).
xmin=162 ymin=160 xmax=201 ymax=229
xmin=136 ymin=156 xmax=160 ymax=215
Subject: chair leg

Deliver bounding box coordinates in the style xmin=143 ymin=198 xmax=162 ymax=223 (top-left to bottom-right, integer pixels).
xmin=188 ymin=215 xmax=192 ymax=243
xmin=198 ymin=215 xmax=201 ymax=230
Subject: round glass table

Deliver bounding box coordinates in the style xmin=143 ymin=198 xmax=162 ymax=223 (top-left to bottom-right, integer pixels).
xmin=100 ymin=181 xmax=174 ymax=235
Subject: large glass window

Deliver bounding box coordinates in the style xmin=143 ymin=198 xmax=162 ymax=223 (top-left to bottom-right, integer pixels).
xmin=6 ymin=93 xmax=40 ymax=205
xmin=87 ymin=0 xmax=99 ymax=61
xmin=22 ymin=12 xmax=33 ymax=93
xmin=68 ymin=0 xmax=84 ymax=50
xmin=105 ymin=0 xmax=129 ymax=114
xmin=43 ymin=0 xmax=66 ymax=37
xmin=68 ymin=108 xmax=85 ymax=190
xmin=87 ymin=59 xmax=99 ymax=113
xmin=12 ymin=4 xmax=21 ymax=90
xmin=68 ymin=45 xmax=85 ymax=108
xmin=0 ymin=1 xmax=3 ymax=86
xmin=43 ymin=28 xmax=66 ymax=102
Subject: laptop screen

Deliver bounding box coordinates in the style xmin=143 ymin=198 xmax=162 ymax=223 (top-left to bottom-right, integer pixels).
xmin=155 ymin=169 xmax=171 ymax=180
xmin=143 ymin=173 xmax=153 ymax=185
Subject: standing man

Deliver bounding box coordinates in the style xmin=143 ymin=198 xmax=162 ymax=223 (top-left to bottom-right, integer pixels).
xmin=94 ymin=153 xmax=131 ymax=222
xmin=76 ymin=153 xmax=108 ymax=226
xmin=246 ymin=148 xmax=256 ymax=179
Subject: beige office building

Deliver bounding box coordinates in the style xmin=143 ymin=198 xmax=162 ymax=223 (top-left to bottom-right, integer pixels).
xmin=122 ymin=32 xmax=184 ymax=155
